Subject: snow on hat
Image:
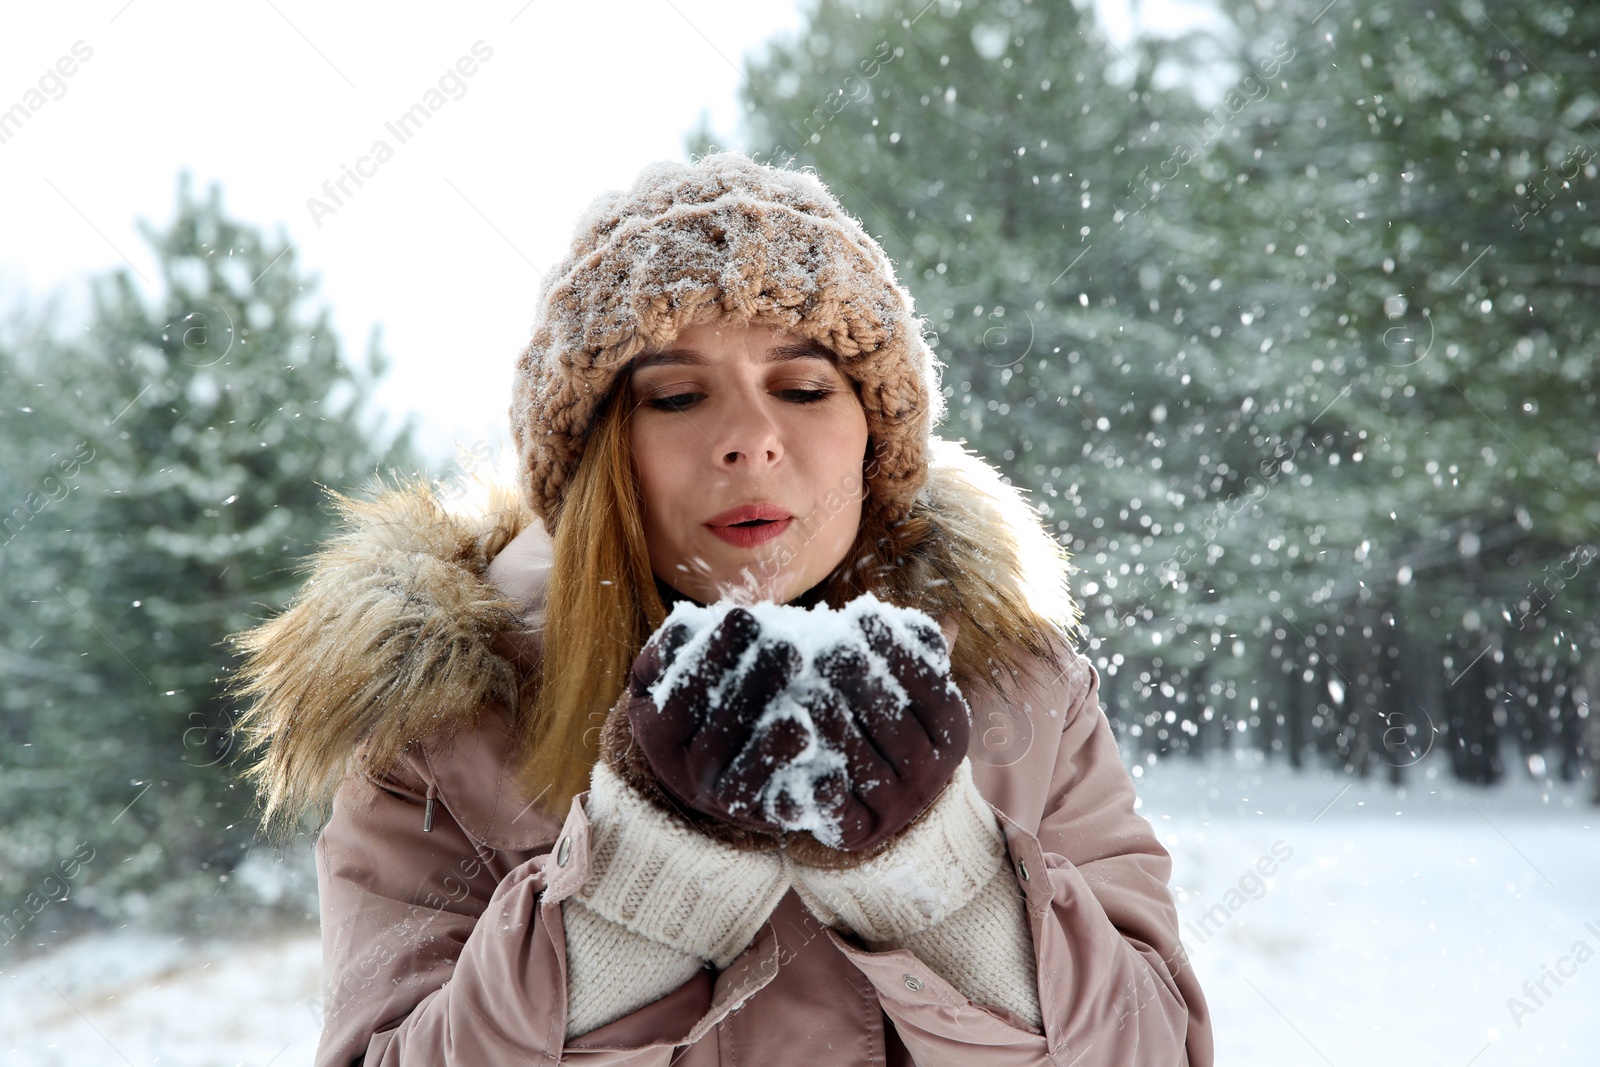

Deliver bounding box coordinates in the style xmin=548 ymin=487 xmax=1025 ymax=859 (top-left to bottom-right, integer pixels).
xmin=510 ymin=151 xmax=945 ymax=535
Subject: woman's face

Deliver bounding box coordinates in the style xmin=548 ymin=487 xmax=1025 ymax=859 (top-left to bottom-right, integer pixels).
xmin=627 ymin=321 xmax=870 ymax=605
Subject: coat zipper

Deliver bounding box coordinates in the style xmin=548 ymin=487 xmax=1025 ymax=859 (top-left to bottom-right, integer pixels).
xmin=423 ymin=782 xmax=436 ymax=833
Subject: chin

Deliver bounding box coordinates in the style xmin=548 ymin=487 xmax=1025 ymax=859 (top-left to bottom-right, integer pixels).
xmin=712 ymin=574 xmax=798 ymax=606
xmin=693 ymin=562 xmax=813 ymax=606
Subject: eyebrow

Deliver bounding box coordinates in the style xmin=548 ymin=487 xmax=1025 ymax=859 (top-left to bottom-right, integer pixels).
xmin=630 ymin=340 xmax=837 ymax=372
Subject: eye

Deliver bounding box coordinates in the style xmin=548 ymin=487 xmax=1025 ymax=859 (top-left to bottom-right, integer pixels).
xmin=775 ymin=376 xmax=838 ymax=403
xmin=778 ymin=387 xmax=831 ymax=404
xmin=645 ymin=391 xmax=701 ymax=412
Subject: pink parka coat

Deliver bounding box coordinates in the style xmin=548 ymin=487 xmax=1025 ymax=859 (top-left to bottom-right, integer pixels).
xmin=244 ymin=448 xmax=1213 ymax=1067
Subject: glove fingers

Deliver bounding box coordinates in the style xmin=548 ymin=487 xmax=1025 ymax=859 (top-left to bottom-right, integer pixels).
xmin=901 ymin=615 xmax=948 ymax=657
xmin=824 ymin=633 xmax=937 ymax=779
xmin=633 ymin=608 xmax=766 ymax=810
xmin=800 ymin=768 xmax=858 ymax=846
xmin=722 ymin=709 xmax=812 ymax=827
xmin=624 ymin=621 xmax=695 ymax=751
xmin=859 ymin=611 xmax=945 ymax=695
xmin=681 ymin=638 xmax=802 ymax=812
xmin=723 ymin=637 xmax=803 ymax=720
xmin=805 ymin=682 xmax=895 ymax=788
xmin=630 ymin=620 xmax=692 ymax=698
xmin=815 ymin=644 xmax=898 ymax=723
xmin=859 ymin=612 xmax=971 ymax=756
xmin=657 ymin=608 xmax=761 ymax=741
xmin=797 ymin=686 xmax=883 ymax=848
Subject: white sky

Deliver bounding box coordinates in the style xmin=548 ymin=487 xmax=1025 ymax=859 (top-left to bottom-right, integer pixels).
xmin=0 ymin=0 xmax=1218 ymax=473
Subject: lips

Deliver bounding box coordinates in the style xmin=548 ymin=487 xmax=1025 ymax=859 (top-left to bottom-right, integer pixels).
xmin=705 ymin=503 xmax=794 ymax=548
xmin=707 ymin=503 xmax=792 ymax=527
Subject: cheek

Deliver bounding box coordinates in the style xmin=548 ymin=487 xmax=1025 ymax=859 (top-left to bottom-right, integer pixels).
xmin=824 ymin=402 xmax=871 ymax=481
xmin=807 ymin=402 xmax=870 ymax=539
xmin=628 ymin=422 xmax=677 ymax=520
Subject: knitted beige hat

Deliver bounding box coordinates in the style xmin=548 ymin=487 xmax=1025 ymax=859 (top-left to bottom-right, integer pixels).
xmin=510 ymin=151 xmax=944 ymax=535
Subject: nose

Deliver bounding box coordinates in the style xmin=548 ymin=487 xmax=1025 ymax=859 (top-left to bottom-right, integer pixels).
xmin=711 ymin=395 xmax=783 ymax=470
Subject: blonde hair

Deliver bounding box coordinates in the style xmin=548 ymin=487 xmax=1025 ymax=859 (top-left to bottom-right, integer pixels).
xmin=511 ymin=387 xmax=668 ymax=811
xmin=512 ymin=385 xmax=1066 ymax=818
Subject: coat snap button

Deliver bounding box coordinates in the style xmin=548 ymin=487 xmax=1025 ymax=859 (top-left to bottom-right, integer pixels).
xmin=903 ymin=974 xmax=924 ymax=991
xmin=556 ymin=836 xmax=572 ymax=867
xmin=1018 ymin=859 xmax=1030 ymax=882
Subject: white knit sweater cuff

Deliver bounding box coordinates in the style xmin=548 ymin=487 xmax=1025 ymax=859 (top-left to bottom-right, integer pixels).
xmin=788 ymin=761 xmax=1006 ymax=942
xmin=577 ymin=762 xmax=789 ymax=968
xmin=896 ymin=867 xmax=1043 ymax=1029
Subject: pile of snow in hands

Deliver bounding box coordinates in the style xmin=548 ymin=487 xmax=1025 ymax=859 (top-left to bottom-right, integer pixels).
xmin=646 ymin=593 xmax=951 ymax=846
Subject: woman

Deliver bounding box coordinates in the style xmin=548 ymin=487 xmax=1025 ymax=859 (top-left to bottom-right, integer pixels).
xmin=230 ymin=152 xmax=1213 ymax=1066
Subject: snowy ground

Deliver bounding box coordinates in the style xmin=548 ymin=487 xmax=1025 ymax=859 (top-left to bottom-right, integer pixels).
xmin=1135 ymin=751 xmax=1600 ymax=1066
xmin=3 ymin=751 xmax=1595 ymax=1065
xmin=1 ymin=927 xmax=323 ymax=1066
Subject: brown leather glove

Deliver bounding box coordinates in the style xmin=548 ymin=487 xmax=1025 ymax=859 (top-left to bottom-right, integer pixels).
xmin=612 ymin=598 xmax=971 ymax=858
xmin=623 ymin=608 xmax=812 ymax=831
xmin=599 ymin=609 xmax=786 ymax=852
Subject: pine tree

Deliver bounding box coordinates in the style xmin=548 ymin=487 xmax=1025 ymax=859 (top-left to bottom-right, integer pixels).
xmin=1197 ymin=0 xmax=1600 ymax=784
xmin=0 ymin=173 xmax=416 ymax=942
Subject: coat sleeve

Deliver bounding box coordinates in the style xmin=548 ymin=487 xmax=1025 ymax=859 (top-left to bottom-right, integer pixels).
xmin=820 ymin=646 xmax=1215 ymax=1067
xmin=313 ymin=752 xmax=784 ymax=1067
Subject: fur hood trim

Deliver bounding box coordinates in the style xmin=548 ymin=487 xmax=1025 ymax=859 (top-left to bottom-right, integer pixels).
xmin=228 ymin=439 xmax=1077 ymax=835
xmin=227 ymin=481 xmax=533 ymax=835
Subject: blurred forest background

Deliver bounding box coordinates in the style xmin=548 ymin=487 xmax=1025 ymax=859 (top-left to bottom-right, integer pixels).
xmin=2 ymin=0 xmax=1596 ymax=946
